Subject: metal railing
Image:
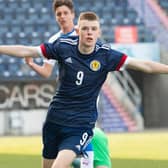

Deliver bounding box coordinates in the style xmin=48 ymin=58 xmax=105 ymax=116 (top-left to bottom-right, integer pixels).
xmin=112 ymin=71 xmax=142 ymax=110
xmin=102 ymin=70 xmax=144 ymax=131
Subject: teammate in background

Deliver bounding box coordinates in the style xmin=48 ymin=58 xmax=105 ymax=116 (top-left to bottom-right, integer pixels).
xmin=25 ymin=0 xmax=111 ymax=167
xmin=25 ymin=0 xmax=76 ymax=78
xmin=2 ymin=11 xmax=168 ymax=168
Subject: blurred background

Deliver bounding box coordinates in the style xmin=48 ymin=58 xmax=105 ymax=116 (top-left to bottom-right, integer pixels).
xmin=0 ymin=0 xmax=168 ymax=136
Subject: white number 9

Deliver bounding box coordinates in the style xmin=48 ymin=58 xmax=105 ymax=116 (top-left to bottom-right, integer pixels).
xmin=76 ymin=71 xmax=84 ymax=85
xmin=80 ymin=132 xmax=88 ymax=145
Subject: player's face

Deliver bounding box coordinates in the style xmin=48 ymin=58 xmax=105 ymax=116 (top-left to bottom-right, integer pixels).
xmin=77 ymin=20 xmax=101 ymax=48
xmin=55 ymin=5 xmax=74 ymax=32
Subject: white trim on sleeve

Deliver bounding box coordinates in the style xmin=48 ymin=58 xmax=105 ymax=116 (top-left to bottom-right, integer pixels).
xmin=36 ymin=46 xmax=44 ymax=57
xmin=43 ymin=59 xmax=56 ymax=66
xmin=120 ymin=56 xmax=131 ymax=71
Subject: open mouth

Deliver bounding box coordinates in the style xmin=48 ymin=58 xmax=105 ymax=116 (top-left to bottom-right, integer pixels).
xmin=87 ymin=37 xmax=93 ymax=41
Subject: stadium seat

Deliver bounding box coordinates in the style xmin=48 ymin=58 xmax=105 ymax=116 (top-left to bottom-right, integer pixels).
xmin=0 ymin=7 xmax=4 ymax=20
xmin=29 ymin=70 xmax=37 ymax=77
xmin=115 ymin=0 xmax=128 ymax=7
xmin=12 ymin=24 xmax=23 ymax=34
xmin=138 ymin=25 xmax=155 ymax=42
xmin=5 ymin=32 xmax=17 ymax=44
xmin=8 ymin=64 xmax=20 ymax=73
xmin=19 ymin=0 xmax=31 ymax=9
xmin=101 ymin=27 xmax=115 ymax=42
xmin=16 ymin=32 xmax=29 ymax=44
xmin=158 ymin=0 xmax=168 ymax=13
xmin=0 ymin=64 xmax=7 ymax=73
xmin=126 ymin=7 xmax=138 ymax=24
xmin=23 ymin=23 xmax=36 ymax=34
xmin=16 ymin=70 xmax=24 ymax=77
xmin=3 ymin=71 xmax=11 ymax=78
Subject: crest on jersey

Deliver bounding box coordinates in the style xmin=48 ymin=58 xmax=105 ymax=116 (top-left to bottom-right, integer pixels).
xmin=90 ymin=60 xmax=101 ymax=71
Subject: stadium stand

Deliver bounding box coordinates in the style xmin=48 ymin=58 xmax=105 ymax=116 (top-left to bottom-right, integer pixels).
xmin=99 ymin=91 xmax=130 ymax=132
xmin=98 ymin=71 xmax=144 ymax=132
xmin=99 ymin=91 xmax=138 ymax=132
xmin=129 ymin=0 xmax=168 ymax=50
xmin=0 ymin=0 xmax=155 ymax=78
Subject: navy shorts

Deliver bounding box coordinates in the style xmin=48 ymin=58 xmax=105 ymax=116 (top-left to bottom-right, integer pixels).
xmin=42 ymin=121 xmax=93 ymax=159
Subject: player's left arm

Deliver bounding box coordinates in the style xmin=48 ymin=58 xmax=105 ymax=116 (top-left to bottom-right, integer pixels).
xmin=125 ymin=57 xmax=168 ymax=74
xmin=0 ymin=45 xmax=41 ymax=58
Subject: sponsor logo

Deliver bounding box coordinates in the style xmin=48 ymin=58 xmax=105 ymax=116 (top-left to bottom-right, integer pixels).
xmin=75 ymin=145 xmax=81 ymax=151
xmin=65 ymin=57 xmax=72 ymax=63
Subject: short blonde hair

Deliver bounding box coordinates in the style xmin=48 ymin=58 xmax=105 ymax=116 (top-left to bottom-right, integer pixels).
xmin=78 ymin=11 xmax=100 ymax=22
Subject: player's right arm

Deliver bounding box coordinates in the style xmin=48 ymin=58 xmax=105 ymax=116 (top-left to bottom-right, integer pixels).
xmin=24 ymin=32 xmax=61 ymax=78
xmin=25 ymin=57 xmax=54 ymax=78
xmin=0 ymin=45 xmax=41 ymax=58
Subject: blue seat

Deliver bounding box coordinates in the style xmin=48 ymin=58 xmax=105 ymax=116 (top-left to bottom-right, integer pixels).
xmin=2 ymin=71 xmax=11 ymax=78
xmin=0 ymin=64 xmax=6 ymax=72
xmin=126 ymin=8 xmax=138 ymax=23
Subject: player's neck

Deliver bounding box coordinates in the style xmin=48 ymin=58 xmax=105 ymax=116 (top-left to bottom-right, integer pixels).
xmin=62 ymin=24 xmax=75 ymax=34
xmin=78 ymin=44 xmax=94 ymax=55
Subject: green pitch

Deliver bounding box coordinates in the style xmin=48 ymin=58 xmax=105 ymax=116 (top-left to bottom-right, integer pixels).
xmin=0 ymin=136 xmax=41 ymax=168
xmin=0 ymin=132 xmax=168 ymax=168
xmin=0 ymin=154 xmax=41 ymax=168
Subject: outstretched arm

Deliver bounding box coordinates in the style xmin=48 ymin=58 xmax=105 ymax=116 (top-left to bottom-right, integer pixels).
xmin=0 ymin=45 xmax=41 ymax=58
xmin=25 ymin=57 xmax=54 ymax=78
xmin=126 ymin=57 xmax=168 ymax=74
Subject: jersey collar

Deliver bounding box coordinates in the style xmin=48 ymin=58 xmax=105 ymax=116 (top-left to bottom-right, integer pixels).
xmin=60 ymin=28 xmax=75 ymax=37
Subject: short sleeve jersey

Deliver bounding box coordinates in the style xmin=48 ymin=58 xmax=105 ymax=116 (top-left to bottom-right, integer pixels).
xmin=40 ymin=36 xmax=127 ymax=128
xmin=44 ymin=28 xmax=77 ymax=65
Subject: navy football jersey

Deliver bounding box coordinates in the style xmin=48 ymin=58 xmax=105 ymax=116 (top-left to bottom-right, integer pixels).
xmin=40 ymin=36 xmax=127 ymax=128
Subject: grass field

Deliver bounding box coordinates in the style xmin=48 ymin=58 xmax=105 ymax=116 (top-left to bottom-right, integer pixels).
xmin=0 ymin=131 xmax=168 ymax=168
